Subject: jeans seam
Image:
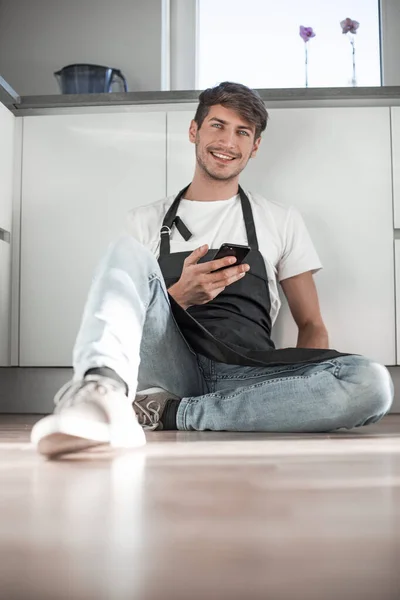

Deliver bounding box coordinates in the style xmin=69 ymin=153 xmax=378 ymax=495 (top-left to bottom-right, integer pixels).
xmin=210 ymin=360 xmax=216 ymax=392
xmin=178 ymin=397 xmax=191 ymax=430
xmin=146 ymin=273 xmax=165 ymax=308
xmin=333 ymin=362 xmax=342 ymax=378
xmin=215 ymin=360 xmax=338 ymax=381
xmin=185 ymin=369 xmax=331 ymax=403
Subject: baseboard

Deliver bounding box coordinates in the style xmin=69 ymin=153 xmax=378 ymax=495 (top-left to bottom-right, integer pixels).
xmin=0 ymin=367 xmax=72 ymax=413
xmin=1 ymin=365 xmax=400 ymax=414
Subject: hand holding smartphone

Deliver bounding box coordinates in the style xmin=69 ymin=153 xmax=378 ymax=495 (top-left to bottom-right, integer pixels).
xmin=168 ymin=243 xmax=250 ymax=308
xmin=211 ymin=243 xmax=251 ymax=271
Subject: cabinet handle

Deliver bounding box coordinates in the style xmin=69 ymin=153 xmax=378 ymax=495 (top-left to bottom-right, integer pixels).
xmin=0 ymin=228 xmax=11 ymax=243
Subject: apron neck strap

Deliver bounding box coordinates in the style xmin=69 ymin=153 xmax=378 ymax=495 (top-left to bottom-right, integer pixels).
xmin=160 ymin=185 xmax=190 ymax=255
xmin=239 ymin=186 xmax=259 ymax=250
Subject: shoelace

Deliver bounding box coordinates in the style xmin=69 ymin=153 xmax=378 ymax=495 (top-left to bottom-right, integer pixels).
xmin=54 ymin=377 xmax=119 ymax=411
xmin=133 ymin=398 xmax=161 ymax=431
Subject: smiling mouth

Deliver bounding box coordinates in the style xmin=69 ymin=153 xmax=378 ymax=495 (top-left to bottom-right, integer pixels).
xmin=210 ymin=151 xmax=237 ymax=163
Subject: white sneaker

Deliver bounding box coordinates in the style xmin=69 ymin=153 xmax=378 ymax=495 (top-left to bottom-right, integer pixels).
xmin=31 ymin=375 xmax=146 ymax=457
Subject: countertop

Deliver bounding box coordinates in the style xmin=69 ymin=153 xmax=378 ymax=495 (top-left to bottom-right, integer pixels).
xmin=2 ymin=73 xmax=400 ymax=114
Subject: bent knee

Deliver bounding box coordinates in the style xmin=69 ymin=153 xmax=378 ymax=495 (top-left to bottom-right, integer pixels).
xmin=356 ymin=359 xmax=393 ymax=414
xmin=107 ymin=235 xmax=159 ymax=270
xmin=111 ymin=234 xmax=148 ymax=256
xmin=335 ymin=357 xmax=394 ymax=427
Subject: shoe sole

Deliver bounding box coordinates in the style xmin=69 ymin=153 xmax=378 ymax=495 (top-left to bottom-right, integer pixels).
xmin=37 ymin=433 xmax=107 ymax=457
xmin=31 ymin=414 xmax=146 ymax=458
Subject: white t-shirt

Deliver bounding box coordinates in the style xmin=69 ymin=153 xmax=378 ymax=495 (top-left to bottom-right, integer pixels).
xmin=126 ymin=189 xmax=322 ymax=326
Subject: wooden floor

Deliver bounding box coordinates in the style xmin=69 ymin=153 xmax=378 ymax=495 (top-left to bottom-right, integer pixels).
xmin=1 ymin=415 xmax=400 ymax=600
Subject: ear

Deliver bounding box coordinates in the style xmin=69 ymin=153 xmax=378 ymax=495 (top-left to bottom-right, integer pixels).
xmin=189 ymin=119 xmax=198 ymax=144
xmin=251 ymin=136 xmax=262 ymax=158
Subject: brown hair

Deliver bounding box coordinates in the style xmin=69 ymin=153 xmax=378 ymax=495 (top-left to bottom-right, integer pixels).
xmin=194 ymin=81 xmax=269 ymax=140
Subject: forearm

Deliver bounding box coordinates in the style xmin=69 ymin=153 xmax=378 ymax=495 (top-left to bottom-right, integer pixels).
xmin=297 ymin=323 xmax=329 ymax=349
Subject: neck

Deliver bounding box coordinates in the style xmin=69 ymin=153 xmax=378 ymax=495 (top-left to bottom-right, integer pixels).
xmin=184 ymin=169 xmax=240 ymax=201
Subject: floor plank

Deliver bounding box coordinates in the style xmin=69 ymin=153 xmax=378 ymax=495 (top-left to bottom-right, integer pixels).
xmin=1 ymin=415 xmax=400 ymax=600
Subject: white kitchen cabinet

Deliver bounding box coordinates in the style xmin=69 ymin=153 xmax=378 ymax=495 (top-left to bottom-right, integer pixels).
xmin=0 ymin=101 xmax=14 ymax=232
xmin=391 ymin=107 xmax=400 ymax=228
xmin=395 ymin=240 xmax=400 ymax=365
xmin=20 ymin=112 xmax=166 ymax=366
xmin=0 ymin=239 xmax=11 ymax=366
xmin=0 ymin=101 xmax=14 ymax=366
xmin=167 ymin=108 xmax=395 ymax=365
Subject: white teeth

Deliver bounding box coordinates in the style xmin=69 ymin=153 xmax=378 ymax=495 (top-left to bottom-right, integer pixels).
xmin=212 ymin=152 xmax=234 ymax=160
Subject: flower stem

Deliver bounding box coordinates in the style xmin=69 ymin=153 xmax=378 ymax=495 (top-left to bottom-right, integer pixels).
xmin=350 ymin=35 xmax=356 ymax=86
xmin=305 ymin=44 xmax=308 ymax=88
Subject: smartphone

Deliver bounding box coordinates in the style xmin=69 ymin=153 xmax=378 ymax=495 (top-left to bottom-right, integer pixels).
xmin=211 ymin=243 xmax=251 ymax=271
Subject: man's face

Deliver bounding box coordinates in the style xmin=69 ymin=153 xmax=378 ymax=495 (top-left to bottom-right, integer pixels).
xmin=189 ymin=104 xmax=261 ymax=182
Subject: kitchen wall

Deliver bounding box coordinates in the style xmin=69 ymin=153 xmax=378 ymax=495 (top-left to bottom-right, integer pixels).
xmin=0 ymin=0 xmax=163 ymax=95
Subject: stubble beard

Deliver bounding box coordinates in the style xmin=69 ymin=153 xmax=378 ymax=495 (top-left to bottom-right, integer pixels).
xmin=195 ymin=142 xmax=249 ymax=182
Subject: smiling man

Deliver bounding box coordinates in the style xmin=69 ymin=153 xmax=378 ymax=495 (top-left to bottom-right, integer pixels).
xmin=192 ymin=109 xmax=259 ymax=181
xmin=31 ymin=82 xmax=394 ymax=457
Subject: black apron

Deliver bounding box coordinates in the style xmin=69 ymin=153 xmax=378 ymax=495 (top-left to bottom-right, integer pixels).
xmin=158 ymin=185 xmax=349 ymax=367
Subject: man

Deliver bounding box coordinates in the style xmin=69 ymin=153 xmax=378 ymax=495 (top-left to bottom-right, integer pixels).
xmin=31 ymin=82 xmax=394 ymax=458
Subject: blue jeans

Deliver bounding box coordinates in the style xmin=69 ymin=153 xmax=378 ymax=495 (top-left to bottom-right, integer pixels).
xmin=73 ymin=236 xmax=394 ymax=432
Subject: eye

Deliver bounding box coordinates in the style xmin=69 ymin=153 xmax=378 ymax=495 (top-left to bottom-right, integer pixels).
xmin=238 ymin=130 xmax=249 ymax=136
xmin=212 ymin=123 xmax=222 ymax=128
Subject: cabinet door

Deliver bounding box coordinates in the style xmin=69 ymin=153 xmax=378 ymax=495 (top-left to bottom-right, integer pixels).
xmin=167 ymin=108 xmax=395 ymax=365
xmin=391 ymin=107 xmax=400 ymax=229
xmin=0 ymin=101 xmax=14 ymax=232
xmin=0 ymin=102 xmax=14 ymax=367
xmin=395 ymin=240 xmax=400 ymax=365
xmin=21 ymin=112 xmax=166 ymax=366
xmin=0 ymin=239 xmax=11 ymax=366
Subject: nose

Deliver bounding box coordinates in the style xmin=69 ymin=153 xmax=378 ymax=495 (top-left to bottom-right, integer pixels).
xmin=217 ymin=128 xmax=236 ymax=150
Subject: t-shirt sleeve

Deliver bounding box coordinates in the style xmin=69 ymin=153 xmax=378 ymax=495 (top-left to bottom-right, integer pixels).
xmin=125 ymin=205 xmax=161 ymax=256
xmin=277 ymin=207 xmax=322 ymax=282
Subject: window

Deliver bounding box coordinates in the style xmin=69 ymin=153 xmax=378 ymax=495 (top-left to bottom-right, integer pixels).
xmin=197 ymin=0 xmax=381 ymax=89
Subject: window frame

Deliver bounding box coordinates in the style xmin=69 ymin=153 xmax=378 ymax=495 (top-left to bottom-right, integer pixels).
xmin=167 ymin=0 xmax=399 ymax=89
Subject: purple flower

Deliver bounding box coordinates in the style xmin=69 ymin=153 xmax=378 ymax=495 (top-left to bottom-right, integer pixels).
xmin=299 ymin=26 xmax=316 ymax=43
xmin=340 ymin=18 xmax=360 ymax=34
